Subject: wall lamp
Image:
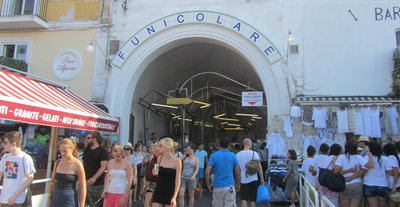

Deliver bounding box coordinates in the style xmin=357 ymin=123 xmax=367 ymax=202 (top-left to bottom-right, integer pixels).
xmin=86 ymin=39 xmax=111 ymax=70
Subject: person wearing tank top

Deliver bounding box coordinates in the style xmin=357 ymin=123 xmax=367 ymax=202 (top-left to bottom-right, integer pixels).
xmin=178 ymin=143 xmax=199 ymax=207
xmin=152 ymin=138 xmax=182 ymax=207
xmin=50 ymin=138 xmax=86 ymax=207
xmin=102 ymin=145 xmax=133 ymax=207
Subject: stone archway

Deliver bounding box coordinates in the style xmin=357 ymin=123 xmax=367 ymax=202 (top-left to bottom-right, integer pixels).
xmin=107 ymin=13 xmax=290 ymax=144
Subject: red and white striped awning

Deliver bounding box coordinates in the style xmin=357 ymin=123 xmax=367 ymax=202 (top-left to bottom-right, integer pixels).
xmin=0 ymin=69 xmax=119 ymax=133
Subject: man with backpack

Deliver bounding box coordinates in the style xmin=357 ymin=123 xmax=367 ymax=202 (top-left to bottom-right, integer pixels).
xmin=236 ymin=138 xmax=264 ymax=207
xmin=0 ymin=131 xmax=36 ymax=206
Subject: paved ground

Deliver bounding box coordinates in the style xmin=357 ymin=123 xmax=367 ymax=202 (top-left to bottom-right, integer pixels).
xmin=131 ymin=190 xmax=293 ymax=207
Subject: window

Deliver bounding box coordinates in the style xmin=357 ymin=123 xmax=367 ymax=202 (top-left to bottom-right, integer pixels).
xmin=0 ymin=39 xmax=31 ymax=72
xmin=3 ymin=43 xmax=28 ymax=61
xmin=396 ymin=30 xmax=400 ymax=47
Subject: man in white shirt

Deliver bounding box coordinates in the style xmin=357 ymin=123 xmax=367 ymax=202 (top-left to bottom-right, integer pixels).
xmin=236 ymin=138 xmax=264 ymax=207
xmin=0 ymin=131 xmax=36 ymax=206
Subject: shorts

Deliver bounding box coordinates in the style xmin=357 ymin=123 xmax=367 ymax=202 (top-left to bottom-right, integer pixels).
xmin=363 ymin=185 xmax=389 ymax=198
xmin=145 ymin=182 xmax=156 ymax=193
xmin=198 ymin=168 xmax=205 ymax=179
xmin=340 ymin=182 xmax=363 ymax=199
xmin=181 ymin=177 xmax=197 ymax=189
xmin=240 ymin=181 xmax=258 ymax=202
xmin=212 ymin=186 xmax=237 ymax=207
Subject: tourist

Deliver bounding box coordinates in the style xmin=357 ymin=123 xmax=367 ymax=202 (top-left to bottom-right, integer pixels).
xmin=178 ymin=143 xmax=199 ymax=207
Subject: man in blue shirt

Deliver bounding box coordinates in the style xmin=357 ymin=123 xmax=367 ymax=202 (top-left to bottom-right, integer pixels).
xmin=194 ymin=143 xmax=208 ymax=188
xmin=206 ymin=137 xmax=240 ymax=207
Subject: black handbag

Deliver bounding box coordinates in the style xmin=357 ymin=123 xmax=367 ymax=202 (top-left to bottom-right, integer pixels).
xmin=318 ymin=161 xmax=346 ymax=192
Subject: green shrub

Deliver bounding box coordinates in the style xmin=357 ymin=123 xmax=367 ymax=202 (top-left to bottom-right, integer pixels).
xmin=0 ymin=56 xmax=28 ymax=72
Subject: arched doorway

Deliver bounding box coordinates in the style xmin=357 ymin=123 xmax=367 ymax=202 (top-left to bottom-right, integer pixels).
xmin=108 ymin=21 xmax=289 ymax=144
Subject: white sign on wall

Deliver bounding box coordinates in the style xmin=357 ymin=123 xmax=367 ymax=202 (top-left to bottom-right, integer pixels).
xmin=242 ymin=91 xmax=263 ymax=106
xmin=52 ymin=49 xmax=82 ymax=80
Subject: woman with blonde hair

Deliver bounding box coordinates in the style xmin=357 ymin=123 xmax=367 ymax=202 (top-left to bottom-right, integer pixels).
xmin=50 ymin=138 xmax=87 ymax=207
xmin=152 ymin=138 xmax=182 ymax=207
xmin=102 ymin=145 xmax=133 ymax=207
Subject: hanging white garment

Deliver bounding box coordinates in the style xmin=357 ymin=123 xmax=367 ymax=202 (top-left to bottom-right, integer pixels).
xmin=290 ymin=106 xmax=302 ymax=118
xmin=355 ymin=110 xmax=364 ymax=135
xmin=361 ymin=107 xmax=372 ymax=137
xmin=386 ymin=107 xmax=399 ymax=135
xmin=334 ymin=133 xmax=346 ymax=149
xmin=370 ymin=106 xmax=382 ymax=138
xmin=347 ymin=108 xmax=356 ymax=133
xmin=267 ymin=133 xmax=287 ymax=159
xmin=312 ymin=107 xmax=328 ymax=129
xmin=337 ymin=110 xmax=349 ymax=133
xmin=301 ymin=135 xmax=316 ymax=156
xmin=283 ymin=116 xmax=293 ymax=137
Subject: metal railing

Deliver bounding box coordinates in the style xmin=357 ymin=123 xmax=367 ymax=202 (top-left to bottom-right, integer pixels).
xmin=299 ymin=174 xmax=319 ymax=207
xmin=0 ymin=0 xmax=48 ymax=20
xmin=320 ymin=196 xmax=336 ymax=207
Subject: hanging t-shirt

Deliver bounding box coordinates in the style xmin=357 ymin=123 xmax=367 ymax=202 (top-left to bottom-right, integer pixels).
xmin=0 ymin=152 xmax=36 ymax=204
xmin=386 ymin=107 xmax=399 ymax=135
xmin=312 ymin=107 xmax=328 ymax=129
xmin=283 ymin=116 xmax=293 ymax=137
xmin=370 ymin=106 xmax=382 ymax=138
xmin=347 ymin=108 xmax=357 ymax=133
xmin=355 ymin=110 xmax=364 ymax=135
xmin=301 ymin=135 xmax=316 ymax=156
xmin=337 ymin=110 xmax=349 ymax=133
xmin=267 ymin=133 xmax=286 ymax=159
xmin=290 ymin=106 xmax=301 ymax=118
xmin=361 ymin=107 xmax=372 ymax=137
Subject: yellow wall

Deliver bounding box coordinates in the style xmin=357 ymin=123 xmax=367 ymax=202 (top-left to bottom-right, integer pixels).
xmin=0 ymin=29 xmax=97 ymax=100
xmin=46 ymin=0 xmax=100 ymax=21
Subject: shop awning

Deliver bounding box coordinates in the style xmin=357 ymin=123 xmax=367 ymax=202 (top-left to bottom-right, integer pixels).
xmin=0 ymin=68 xmax=119 ymax=133
xmin=294 ymin=95 xmax=400 ymax=105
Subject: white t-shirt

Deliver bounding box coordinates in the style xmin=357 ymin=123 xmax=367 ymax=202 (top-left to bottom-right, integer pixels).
xmin=386 ymin=155 xmax=400 ymax=188
xmin=335 ymin=154 xmax=367 ymax=185
xmin=312 ymin=107 xmax=328 ymax=129
xmin=236 ymin=150 xmax=260 ymax=184
xmin=132 ymin=153 xmax=144 ymax=165
xmin=0 ymin=152 xmax=36 ymax=204
xmin=301 ymin=157 xmax=316 ymax=186
xmin=363 ymin=155 xmax=390 ymax=187
xmin=312 ymin=154 xmax=333 ymax=182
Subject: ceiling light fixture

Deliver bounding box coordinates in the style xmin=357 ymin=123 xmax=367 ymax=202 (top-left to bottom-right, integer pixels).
xmin=224 ymin=127 xmax=244 ymax=131
xmin=235 ymin=113 xmax=258 ymax=117
xmin=227 ymin=123 xmax=241 ymax=127
xmin=220 ymin=122 xmax=228 ymax=124
xmin=218 ymin=117 xmax=239 ymax=121
xmin=252 ymin=116 xmax=262 ymax=119
xmin=213 ymin=113 xmax=226 ymax=119
xmin=193 ymin=100 xmax=209 ymax=105
xmin=200 ymin=104 xmax=210 ymax=109
xmin=151 ymin=103 xmax=179 ymax=109
xmin=250 ymin=119 xmax=256 ymax=121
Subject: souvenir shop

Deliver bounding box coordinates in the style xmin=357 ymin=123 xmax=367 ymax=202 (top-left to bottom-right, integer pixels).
xmin=265 ymin=95 xmax=400 ymax=202
xmin=0 ymin=67 xmax=119 ymax=190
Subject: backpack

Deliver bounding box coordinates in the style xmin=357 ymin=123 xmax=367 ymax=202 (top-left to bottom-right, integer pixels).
xmin=145 ymin=156 xmax=158 ymax=182
xmin=245 ymin=151 xmax=259 ymax=177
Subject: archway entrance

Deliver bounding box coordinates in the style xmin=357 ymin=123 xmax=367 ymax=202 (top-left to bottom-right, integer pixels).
xmin=108 ymin=12 xmax=289 ymax=145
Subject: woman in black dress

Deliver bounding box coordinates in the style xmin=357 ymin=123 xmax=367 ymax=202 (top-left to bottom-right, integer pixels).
xmin=152 ymin=138 xmax=182 ymax=207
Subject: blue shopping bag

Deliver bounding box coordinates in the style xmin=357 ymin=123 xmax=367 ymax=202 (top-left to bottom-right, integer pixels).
xmin=256 ymin=184 xmax=270 ymax=205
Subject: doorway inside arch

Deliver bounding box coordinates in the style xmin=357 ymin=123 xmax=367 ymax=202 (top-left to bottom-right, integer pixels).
xmin=132 ymin=41 xmax=267 ymax=148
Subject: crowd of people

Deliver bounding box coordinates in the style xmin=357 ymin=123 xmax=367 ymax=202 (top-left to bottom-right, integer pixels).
xmin=302 ymin=136 xmax=400 ymax=207
xmin=0 ymin=130 xmax=273 ymax=207
xmin=10 ymin=129 xmax=400 ymax=207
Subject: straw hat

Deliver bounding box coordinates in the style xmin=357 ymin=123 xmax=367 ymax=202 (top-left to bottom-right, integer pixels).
xmin=357 ymin=136 xmax=370 ymax=143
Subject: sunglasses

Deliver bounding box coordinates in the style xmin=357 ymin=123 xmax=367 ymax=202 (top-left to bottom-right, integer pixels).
xmin=124 ymin=148 xmax=131 ymax=150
